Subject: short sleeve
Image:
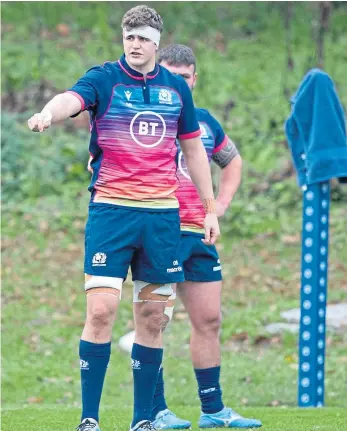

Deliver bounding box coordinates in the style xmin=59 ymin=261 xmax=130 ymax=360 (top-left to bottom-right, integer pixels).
xmin=66 ymin=65 xmax=113 ymax=116
xmin=177 ymin=79 xmax=201 ymax=139
xmin=207 ymin=113 xmax=228 ymax=154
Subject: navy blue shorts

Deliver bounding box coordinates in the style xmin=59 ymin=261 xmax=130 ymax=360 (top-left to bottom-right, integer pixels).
xmin=179 ymin=232 xmax=222 ymax=282
xmin=84 ymin=204 xmax=184 ymax=284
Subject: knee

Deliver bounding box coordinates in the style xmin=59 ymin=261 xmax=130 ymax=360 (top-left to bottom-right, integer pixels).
xmin=193 ymin=312 xmax=222 ymax=336
xmin=139 ymin=303 xmax=166 ymax=336
xmin=87 ymin=302 xmax=115 ymax=330
xmin=161 ymin=314 xmax=170 ymax=332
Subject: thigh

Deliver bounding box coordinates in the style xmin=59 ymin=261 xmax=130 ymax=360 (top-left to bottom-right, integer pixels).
xmin=85 ymin=204 xmax=140 ymax=279
xmin=132 ymin=210 xmax=184 ymax=284
xmin=177 ymin=280 xmax=222 ymax=327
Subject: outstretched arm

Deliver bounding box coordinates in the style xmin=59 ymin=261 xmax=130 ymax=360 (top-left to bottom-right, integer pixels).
xmin=28 ymin=92 xmax=82 ymax=132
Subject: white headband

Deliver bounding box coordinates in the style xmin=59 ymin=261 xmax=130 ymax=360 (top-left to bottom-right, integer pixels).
xmin=124 ymin=26 xmax=161 ymax=47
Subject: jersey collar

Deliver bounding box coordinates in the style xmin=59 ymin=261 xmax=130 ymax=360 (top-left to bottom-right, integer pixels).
xmin=118 ymin=54 xmax=159 ymax=81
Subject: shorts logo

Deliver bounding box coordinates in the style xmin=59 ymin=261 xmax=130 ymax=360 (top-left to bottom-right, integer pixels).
xmin=159 ymin=89 xmax=172 ymax=104
xmin=132 ymin=359 xmax=141 ymax=370
xmin=213 ymin=259 xmax=221 ymax=272
xmin=92 ymin=252 xmax=107 ymax=267
xmin=167 ymin=261 xmax=182 ymax=273
xmin=130 ymin=111 xmax=166 ymax=148
xmin=80 ymin=359 xmax=89 ymax=370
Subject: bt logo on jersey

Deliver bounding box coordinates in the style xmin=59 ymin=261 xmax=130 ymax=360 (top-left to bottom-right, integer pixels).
xmin=130 ymin=111 xmax=167 ymax=148
xmin=138 ymin=121 xmax=159 ymax=136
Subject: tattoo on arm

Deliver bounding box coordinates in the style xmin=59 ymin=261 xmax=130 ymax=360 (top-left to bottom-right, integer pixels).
xmin=212 ymin=138 xmax=240 ymax=168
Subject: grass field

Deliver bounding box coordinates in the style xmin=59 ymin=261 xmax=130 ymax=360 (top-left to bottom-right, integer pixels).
xmin=2 ymin=406 xmax=347 ymax=431
xmin=2 ymin=205 xmax=347 ymax=430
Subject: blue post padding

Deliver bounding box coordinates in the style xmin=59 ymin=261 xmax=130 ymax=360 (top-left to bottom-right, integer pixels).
xmin=298 ymin=181 xmax=330 ymax=407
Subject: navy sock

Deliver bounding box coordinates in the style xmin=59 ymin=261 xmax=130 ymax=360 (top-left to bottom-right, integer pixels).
xmin=131 ymin=343 xmax=163 ymax=427
xmin=80 ymin=340 xmax=111 ymax=422
xmin=152 ymin=366 xmax=168 ymax=420
xmin=194 ymin=366 xmax=224 ymax=414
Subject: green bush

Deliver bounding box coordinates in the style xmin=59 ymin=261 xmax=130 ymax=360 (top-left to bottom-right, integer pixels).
xmin=1 ymin=112 xmax=90 ymax=202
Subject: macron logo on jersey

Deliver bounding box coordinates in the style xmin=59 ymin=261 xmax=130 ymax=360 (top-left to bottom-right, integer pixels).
xmin=124 ymin=90 xmax=132 ymax=101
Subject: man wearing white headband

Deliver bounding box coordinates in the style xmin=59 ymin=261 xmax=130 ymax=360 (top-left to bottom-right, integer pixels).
xmin=27 ymin=5 xmax=220 ymax=431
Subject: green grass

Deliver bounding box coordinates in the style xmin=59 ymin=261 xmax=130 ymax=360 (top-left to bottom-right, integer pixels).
xmin=2 ymin=206 xmax=347 ymax=412
xmin=2 ymin=406 xmax=347 ymax=431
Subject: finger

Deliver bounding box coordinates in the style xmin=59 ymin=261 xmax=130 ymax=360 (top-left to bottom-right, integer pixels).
xmin=28 ymin=117 xmax=36 ymax=131
xmin=42 ymin=114 xmax=51 ymax=129
xmin=209 ymin=232 xmax=217 ymax=245
xmin=204 ymin=227 xmax=211 ymax=244
xmin=28 ymin=114 xmax=40 ymax=132
xmin=202 ymin=228 xmax=213 ymax=245
xmin=37 ymin=116 xmax=44 ymax=132
xmin=210 ymin=227 xmax=220 ymax=245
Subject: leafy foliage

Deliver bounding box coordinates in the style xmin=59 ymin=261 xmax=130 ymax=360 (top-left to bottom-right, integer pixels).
xmin=1 ymin=2 xmax=347 ymax=237
xmin=1 ymin=112 xmax=90 ymax=202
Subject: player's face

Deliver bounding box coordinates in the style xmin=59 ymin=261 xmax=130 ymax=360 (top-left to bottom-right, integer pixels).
xmin=124 ymin=34 xmax=157 ymax=70
xmin=160 ymin=61 xmax=197 ymax=91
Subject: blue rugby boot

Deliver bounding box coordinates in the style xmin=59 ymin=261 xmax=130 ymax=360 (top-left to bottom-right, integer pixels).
xmin=199 ymin=407 xmax=262 ymax=428
xmin=76 ymin=418 xmax=100 ymax=431
xmin=153 ymin=409 xmax=191 ymax=429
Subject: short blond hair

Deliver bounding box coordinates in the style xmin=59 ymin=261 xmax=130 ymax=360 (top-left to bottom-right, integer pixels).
xmin=121 ymin=5 xmax=163 ymax=33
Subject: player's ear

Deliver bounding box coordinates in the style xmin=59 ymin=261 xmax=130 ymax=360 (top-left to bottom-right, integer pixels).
xmin=193 ymin=72 xmax=198 ymax=89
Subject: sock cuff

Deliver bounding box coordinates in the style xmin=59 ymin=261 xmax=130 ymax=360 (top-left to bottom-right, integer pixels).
xmin=80 ymin=340 xmax=111 ymax=356
xmin=132 ymin=343 xmax=163 ymax=364
xmin=194 ymin=366 xmax=221 ymax=381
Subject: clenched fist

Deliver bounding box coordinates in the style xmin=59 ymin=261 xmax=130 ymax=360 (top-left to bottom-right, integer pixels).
xmin=28 ymin=111 xmax=53 ymax=132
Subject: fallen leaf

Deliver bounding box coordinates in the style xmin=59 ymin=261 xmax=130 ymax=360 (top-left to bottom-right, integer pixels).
xmin=281 ymin=234 xmax=300 ymax=245
xmin=27 ymin=396 xmax=44 ymax=404
xmin=238 ymin=268 xmax=253 ymax=277
xmin=253 ymin=335 xmax=271 ymax=346
xmin=284 ymin=353 xmax=298 ymax=363
xmin=64 ymin=376 xmax=73 ymax=383
xmin=267 ymin=400 xmax=281 ymax=407
xmin=56 ymin=23 xmax=70 ymax=37
xmin=231 ymin=332 xmax=249 ymax=342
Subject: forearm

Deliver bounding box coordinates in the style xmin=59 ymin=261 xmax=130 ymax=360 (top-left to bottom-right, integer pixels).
xmin=181 ymin=141 xmax=214 ymax=200
xmin=217 ymin=155 xmax=242 ymax=206
xmin=41 ymin=93 xmax=82 ymax=123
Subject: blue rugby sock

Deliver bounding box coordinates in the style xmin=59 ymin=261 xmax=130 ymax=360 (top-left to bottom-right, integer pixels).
xmin=194 ymin=366 xmax=224 ymax=414
xmin=80 ymin=340 xmax=111 ymax=422
xmin=131 ymin=343 xmax=163 ymax=427
xmin=152 ymin=366 xmax=168 ymax=420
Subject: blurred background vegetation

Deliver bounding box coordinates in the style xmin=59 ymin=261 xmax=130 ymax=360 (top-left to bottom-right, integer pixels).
xmin=2 ymin=1 xmax=347 ymax=412
xmin=2 ymin=1 xmax=347 ymax=236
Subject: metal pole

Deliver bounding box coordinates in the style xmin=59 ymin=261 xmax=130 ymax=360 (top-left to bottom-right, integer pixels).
xmin=298 ymin=181 xmax=330 ymax=407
